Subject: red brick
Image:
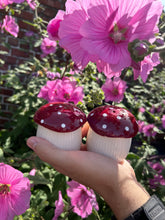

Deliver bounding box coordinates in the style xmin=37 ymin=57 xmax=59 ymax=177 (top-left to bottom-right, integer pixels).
xmin=20 ymin=43 xmax=30 ymax=50
xmin=15 ymin=11 xmax=34 ymax=21
xmin=0 ymin=88 xmax=13 ymax=96
xmin=0 ymin=55 xmax=17 ymax=65
xmin=39 ymin=0 xmax=65 ymax=9
xmin=12 ymin=48 xmax=33 ymax=58
xmin=20 ymin=20 xmax=37 ymax=32
xmin=41 ymin=7 xmax=57 ymax=18
xmin=8 ymin=37 xmax=19 ymax=47
xmin=0 ymin=45 xmax=10 ymax=52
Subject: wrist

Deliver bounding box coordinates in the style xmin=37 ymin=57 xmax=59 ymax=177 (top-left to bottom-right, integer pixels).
xmin=104 ymin=179 xmax=150 ymax=220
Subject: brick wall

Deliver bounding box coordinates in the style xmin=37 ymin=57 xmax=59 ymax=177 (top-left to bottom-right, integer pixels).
xmin=0 ymin=0 xmax=66 ymax=129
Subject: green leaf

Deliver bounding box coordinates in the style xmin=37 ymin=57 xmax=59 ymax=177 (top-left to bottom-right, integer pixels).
xmin=28 ymin=175 xmax=49 ymax=185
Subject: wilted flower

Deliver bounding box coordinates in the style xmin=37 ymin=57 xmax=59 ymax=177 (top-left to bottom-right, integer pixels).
xmin=67 ymin=180 xmax=99 ymax=219
xmin=40 ymin=37 xmax=57 ymax=56
xmin=47 ymin=10 xmax=65 ymax=41
xmin=25 ymin=30 xmax=34 ymax=37
xmin=46 ymin=71 xmax=60 ymax=79
xmin=132 ymin=53 xmax=160 ymax=83
xmin=38 ymin=77 xmax=84 ymax=104
xmin=1 ymin=15 xmax=19 ymax=37
xmin=0 ymin=163 xmax=31 ymax=220
xmin=26 ymin=0 xmax=36 ymax=10
xmin=161 ymin=115 xmax=165 ymax=129
xmin=101 ymin=77 xmax=127 ymax=103
xmin=52 ymin=191 xmax=64 ymax=220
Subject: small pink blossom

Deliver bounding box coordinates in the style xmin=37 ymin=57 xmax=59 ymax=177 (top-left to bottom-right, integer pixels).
xmin=52 ymin=191 xmax=64 ymax=220
xmin=138 ymin=120 xmax=145 ymax=133
xmin=26 ymin=0 xmax=36 ymax=10
xmin=67 ymin=180 xmax=99 ymax=219
xmin=0 ymin=163 xmax=31 ymax=220
xmin=38 ymin=77 xmax=84 ymax=104
xmin=101 ymin=77 xmax=127 ymax=103
xmin=139 ymin=107 xmax=145 ymax=113
xmin=12 ymin=0 xmax=24 ymax=3
xmin=132 ymin=53 xmax=160 ymax=82
xmin=1 ymin=15 xmax=19 ymax=37
xmin=161 ymin=115 xmax=165 ymax=129
xmin=148 ymin=161 xmax=165 ymax=189
xmin=142 ymin=124 xmax=157 ymax=137
xmin=46 ymin=71 xmax=60 ymax=79
xmin=47 ymin=10 xmax=65 ymax=41
xmin=40 ymin=37 xmax=57 ymax=56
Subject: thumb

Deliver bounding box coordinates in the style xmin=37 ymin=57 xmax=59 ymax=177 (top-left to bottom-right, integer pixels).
xmin=26 ymin=136 xmax=68 ymax=171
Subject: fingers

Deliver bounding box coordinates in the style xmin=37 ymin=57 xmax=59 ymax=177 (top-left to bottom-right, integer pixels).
xmin=81 ymin=122 xmax=89 ymax=137
xmin=26 ymin=136 xmax=69 ymax=174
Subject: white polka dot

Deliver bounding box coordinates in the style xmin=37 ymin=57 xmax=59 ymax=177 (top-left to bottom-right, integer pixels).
xmin=61 ymin=123 xmax=66 ymax=128
xmin=102 ymin=124 xmax=107 ymax=129
xmin=125 ymin=126 xmax=129 ymax=131
xmin=49 ymin=104 xmax=53 ymax=106
xmin=41 ymin=119 xmax=44 ymax=124
xmin=59 ymin=105 xmax=62 ymax=108
xmin=117 ymin=116 xmax=122 ymax=120
xmin=90 ymin=113 xmax=94 ymax=116
xmin=80 ymin=119 xmax=83 ymax=123
xmin=57 ymin=111 xmax=62 ymax=115
xmin=103 ymin=113 xmax=108 ymax=117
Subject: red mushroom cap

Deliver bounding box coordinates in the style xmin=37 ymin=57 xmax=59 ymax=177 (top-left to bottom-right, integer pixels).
xmin=34 ymin=102 xmax=87 ymax=132
xmin=87 ymin=105 xmax=138 ymax=138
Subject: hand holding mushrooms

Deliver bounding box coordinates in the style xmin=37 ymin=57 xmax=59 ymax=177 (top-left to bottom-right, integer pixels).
xmin=34 ymin=103 xmax=138 ymax=162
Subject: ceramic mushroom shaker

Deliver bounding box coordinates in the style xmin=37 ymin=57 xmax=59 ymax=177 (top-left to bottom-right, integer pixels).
xmin=86 ymin=105 xmax=138 ymax=162
xmin=34 ymin=102 xmax=87 ymax=150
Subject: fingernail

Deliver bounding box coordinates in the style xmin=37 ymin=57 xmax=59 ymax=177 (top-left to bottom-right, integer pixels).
xmin=27 ymin=137 xmax=38 ymax=150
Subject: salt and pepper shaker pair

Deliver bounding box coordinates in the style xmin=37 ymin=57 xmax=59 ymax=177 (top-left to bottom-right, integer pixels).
xmin=34 ymin=103 xmax=138 ymax=162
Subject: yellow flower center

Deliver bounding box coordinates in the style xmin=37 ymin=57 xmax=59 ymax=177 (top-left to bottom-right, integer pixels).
xmin=0 ymin=183 xmax=11 ymax=195
xmin=109 ymin=24 xmax=127 ymax=44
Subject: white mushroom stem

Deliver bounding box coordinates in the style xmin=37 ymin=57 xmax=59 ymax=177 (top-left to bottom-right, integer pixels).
xmin=36 ymin=125 xmax=82 ymax=150
xmin=86 ymin=127 xmax=132 ymax=162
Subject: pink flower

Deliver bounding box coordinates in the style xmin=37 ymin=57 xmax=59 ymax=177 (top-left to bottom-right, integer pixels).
xmin=138 ymin=120 xmax=145 ymax=133
xmin=142 ymin=124 xmax=157 ymax=137
xmin=46 ymin=71 xmax=60 ymax=79
xmin=67 ymin=180 xmax=99 ymax=218
xmin=1 ymin=15 xmax=19 ymax=37
xmin=38 ymin=77 xmax=84 ymax=104
xmin=40 ymin=37 xmax=57 ymax=56
xmin=139 ymin=107 xmax=145 ymax=113
xmin=59 ymin=0 xmax=97 ymax=69
xmin=161 ymin=115 xmax=165 ymax=129
xmin=79 ymin=0 xmax=162 ymax=74
xmin=52 ymin=191 xmax=64 ymax=220
xmin=47 ymin=10 xmax=65 ymax=41
xmin=12 ymin=0 xmax=24 ymax=3
xmin=0 ymin=0 xmax=12 ymax=8
xmin=148 ymin=161 xmax=165 ymax=189
xmin=0 ymin=163 xmax=31 ymax=220
xmin=26 ymin=0 xmax=36 ymax=10
xmin=132 ymin=53 xmax=160 ymax=82
xmin=101 ymin=77 xmax=127 ymax=103
xmin=29 ymin=168 xmax=36 ymax=176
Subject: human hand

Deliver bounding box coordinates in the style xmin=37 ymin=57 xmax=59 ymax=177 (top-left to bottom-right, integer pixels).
xmin=27 ymin=123 xmax=150 ymax=220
